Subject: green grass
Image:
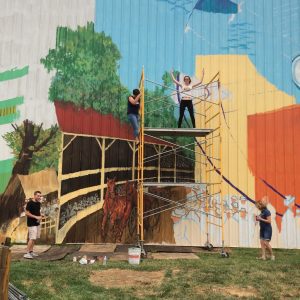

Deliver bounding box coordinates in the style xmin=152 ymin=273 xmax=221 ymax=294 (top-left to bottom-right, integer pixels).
xmin=10 ymin=248 xmax=300 ymax=300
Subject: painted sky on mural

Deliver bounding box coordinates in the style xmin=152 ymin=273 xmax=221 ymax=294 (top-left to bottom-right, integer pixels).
xmin=95 ymin=0 xmax=300 ymax=102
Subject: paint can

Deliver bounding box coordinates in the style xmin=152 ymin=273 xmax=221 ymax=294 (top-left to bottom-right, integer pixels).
xmin=128 ymin=247 xmax=141 ymax=265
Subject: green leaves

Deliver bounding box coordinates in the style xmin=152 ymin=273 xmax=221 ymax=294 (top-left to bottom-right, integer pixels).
xmin=41 ymin=22 xmax=128 ymax=121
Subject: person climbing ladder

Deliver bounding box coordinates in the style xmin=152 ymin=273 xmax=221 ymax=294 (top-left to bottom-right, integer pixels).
xmin=128 ymin=88 xmax=141 ymax=142
xmin=170 ymin=69 xmax=204 ymax=128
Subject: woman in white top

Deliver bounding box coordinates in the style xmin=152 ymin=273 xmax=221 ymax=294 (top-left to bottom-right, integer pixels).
xmin=170 ymin=70 xmax=204 ymax=128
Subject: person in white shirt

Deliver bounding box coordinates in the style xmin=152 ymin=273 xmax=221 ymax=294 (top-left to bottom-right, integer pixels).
xmin=170 ymin=70 xmax=204 ymax=128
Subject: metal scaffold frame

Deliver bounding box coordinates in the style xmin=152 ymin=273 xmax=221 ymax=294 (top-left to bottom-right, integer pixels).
xmin=136 ymin=69 xmax=226 ymax=256
xmin=203 ymin=75 xmax=225 ymax=255
xmin=137 ymin=68 xmax=145 ymax=251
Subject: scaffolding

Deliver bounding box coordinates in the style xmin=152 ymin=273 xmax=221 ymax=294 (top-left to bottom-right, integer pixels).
xmin=136 ymin=68 xmax=225 ymax=256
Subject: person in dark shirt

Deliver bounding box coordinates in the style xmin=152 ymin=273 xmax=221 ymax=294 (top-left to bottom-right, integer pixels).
xmin=256 ymin=197 xmax=275 ymax=261
xmin=23 ymin=191 xmax=43 ymax=259
xmin=128 ymin=89 xmax=141 ymax=142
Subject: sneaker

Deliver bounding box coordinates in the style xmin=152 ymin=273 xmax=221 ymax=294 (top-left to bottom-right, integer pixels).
xmin=270 ymin=255 xmax=275 ymax=261
xmin=30 ymin=252 xmax=39 ymax=257
xmin=256 ymin=256 xmax=266 ymax=260
xmin=23 ymin=253 xmax=33 ymax=259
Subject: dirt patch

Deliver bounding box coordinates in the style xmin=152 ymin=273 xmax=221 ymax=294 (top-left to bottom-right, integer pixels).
xmin=195 ymin=286 xmax=257 ymax=298
xmin=89 ymin=268 xmax=164 ymax=289
xmin=44 ymin=278 xmax=55 ymax=293
xmin=151 ymin=252 xmax=199 ymax=260
xmin=21 ymin=280 xmax=34 ymax=286
xmin=23 ymin=278 xmax=55 ymax=293
xmin=173 ymin=268 xmax=181 ymax=275
xmin=221 ymin=286 xmax=257 ymax=298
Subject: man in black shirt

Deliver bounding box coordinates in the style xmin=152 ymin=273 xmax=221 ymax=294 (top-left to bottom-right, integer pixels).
xmin=23 ymin=191 xmax=43 ymax=259
xmin=127 ymin=89 xmax=141 ymax=142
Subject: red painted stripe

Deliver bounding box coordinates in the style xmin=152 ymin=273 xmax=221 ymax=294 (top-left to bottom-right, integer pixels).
xmin=54 ymin=101 xmax=171 ymax=146
xmin=248 ymin=105 xmax=300 ymax=231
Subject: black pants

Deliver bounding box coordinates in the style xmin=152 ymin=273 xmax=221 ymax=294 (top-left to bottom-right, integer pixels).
xmin=178 ymin=100 xmax=195 ymax=128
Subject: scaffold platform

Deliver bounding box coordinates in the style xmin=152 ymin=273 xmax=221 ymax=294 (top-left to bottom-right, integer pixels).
xmin=144 ymin=128 xmax=212 ymax=137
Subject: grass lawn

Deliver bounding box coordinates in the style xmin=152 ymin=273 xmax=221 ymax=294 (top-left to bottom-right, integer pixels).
xmin=10 ymin=248 xmax=300 ymax=300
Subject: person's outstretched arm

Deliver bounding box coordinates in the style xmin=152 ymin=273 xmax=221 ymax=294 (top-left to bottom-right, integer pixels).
xmin=257 ymin=215 xmax=271 ymax=224
xmin=128 ymin=93 xmax=141 ymax=105
xmin=192 ymin=68 xmax=205 ymax=89
xmin=170 ymin=70 xmax=182 ymax=87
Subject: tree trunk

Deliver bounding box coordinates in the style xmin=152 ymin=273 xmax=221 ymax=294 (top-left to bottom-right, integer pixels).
xmin=12 ymin=150 xmax=34 ymax=175
xmin=0 ymin=175 xmax=25 ymax=228
xmin=10 ymin=120 xmax=58 ymax=175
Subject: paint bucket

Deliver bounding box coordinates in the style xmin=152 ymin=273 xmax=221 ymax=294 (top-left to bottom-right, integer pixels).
xmin=128 ymin=247 xmax=141 ymax=265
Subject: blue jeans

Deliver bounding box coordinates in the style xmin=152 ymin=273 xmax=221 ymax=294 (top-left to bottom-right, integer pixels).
xmin=128 ymin=113 xmax=139 ymax=138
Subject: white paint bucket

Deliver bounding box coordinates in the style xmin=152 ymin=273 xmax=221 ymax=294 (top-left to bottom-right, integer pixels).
xmin=128 ymin=247 xmax=141 ymax=265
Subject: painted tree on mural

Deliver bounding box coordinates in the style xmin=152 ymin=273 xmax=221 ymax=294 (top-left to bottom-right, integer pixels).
xmin=41 ymin=22 xmax=129 ymax=122
xmin=0 ymin=120 xmax=59 ymax=230
xmin=3 ymin=120 xmax=60 ymax=175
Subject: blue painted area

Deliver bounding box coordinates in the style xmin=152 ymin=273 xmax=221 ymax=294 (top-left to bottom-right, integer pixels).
xmin=194 ymin=0 xmax=238 ymax=14
xmin=95 ymin=0 xmax=300 ymax=102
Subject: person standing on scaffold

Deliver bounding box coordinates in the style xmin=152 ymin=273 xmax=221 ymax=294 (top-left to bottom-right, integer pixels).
xmin=170 ymin=70 xmax=204 ymax=128
xmin=128 ymin=89 xmax=141 ymax=142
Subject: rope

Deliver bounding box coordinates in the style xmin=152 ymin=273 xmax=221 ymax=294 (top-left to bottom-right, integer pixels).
xmin=144 ymin=141 xmax=198 ymax=162
xmin=144 ymin=148 xmax=206 ymax=167
xmin=144 ymin=191 xmax=221 ymax=218
xmin=145 ymin=86 xmax=209 ymax=104
xmin=145 ymin=78 xmax=218 ymax=106
xmin=146 ymin=100 xmax=206 ymax=117
xmin=144 ymin=134 xmax=221 ymax=161
xmin=193 ymin=72 xmax=221 ymax=106
xmin=144 ymin=189 xmax=219 ymax=215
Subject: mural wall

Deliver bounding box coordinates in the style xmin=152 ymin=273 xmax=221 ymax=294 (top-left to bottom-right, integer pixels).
xmin=0 ymin=0 xmax=299 ymax=248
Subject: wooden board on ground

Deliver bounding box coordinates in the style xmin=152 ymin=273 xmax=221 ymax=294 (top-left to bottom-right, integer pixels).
xmin=36 ymin=245 xmax=80 ymax=261
xmin=145 ymin=245 xmax=193 ymax=253
xmin=151 ymin=252 xmax=199 ymax=260
xmin=79 ymin=244 xmax=116 ymax=253
xmin=71 ymin=244 xmax=116 ymax=258
xmin=109 ymin=253 xmax=128 ymax=261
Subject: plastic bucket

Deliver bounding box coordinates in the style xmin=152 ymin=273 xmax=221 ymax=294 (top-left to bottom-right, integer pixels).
xmin=128 ymin=247 xmax=141 ymax=265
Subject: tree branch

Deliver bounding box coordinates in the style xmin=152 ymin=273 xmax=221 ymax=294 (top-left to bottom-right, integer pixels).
xmin=34 ymin=125 xmax=58 ymax=152
xmin=11 ymin=123 xmax=25 ymax=141
xmin=35 ymin=123 xmax=43 ymax=140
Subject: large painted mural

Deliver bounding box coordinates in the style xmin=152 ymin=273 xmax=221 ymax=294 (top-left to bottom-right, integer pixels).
xmin=0 ymin=0 xmax=299 ymax=248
